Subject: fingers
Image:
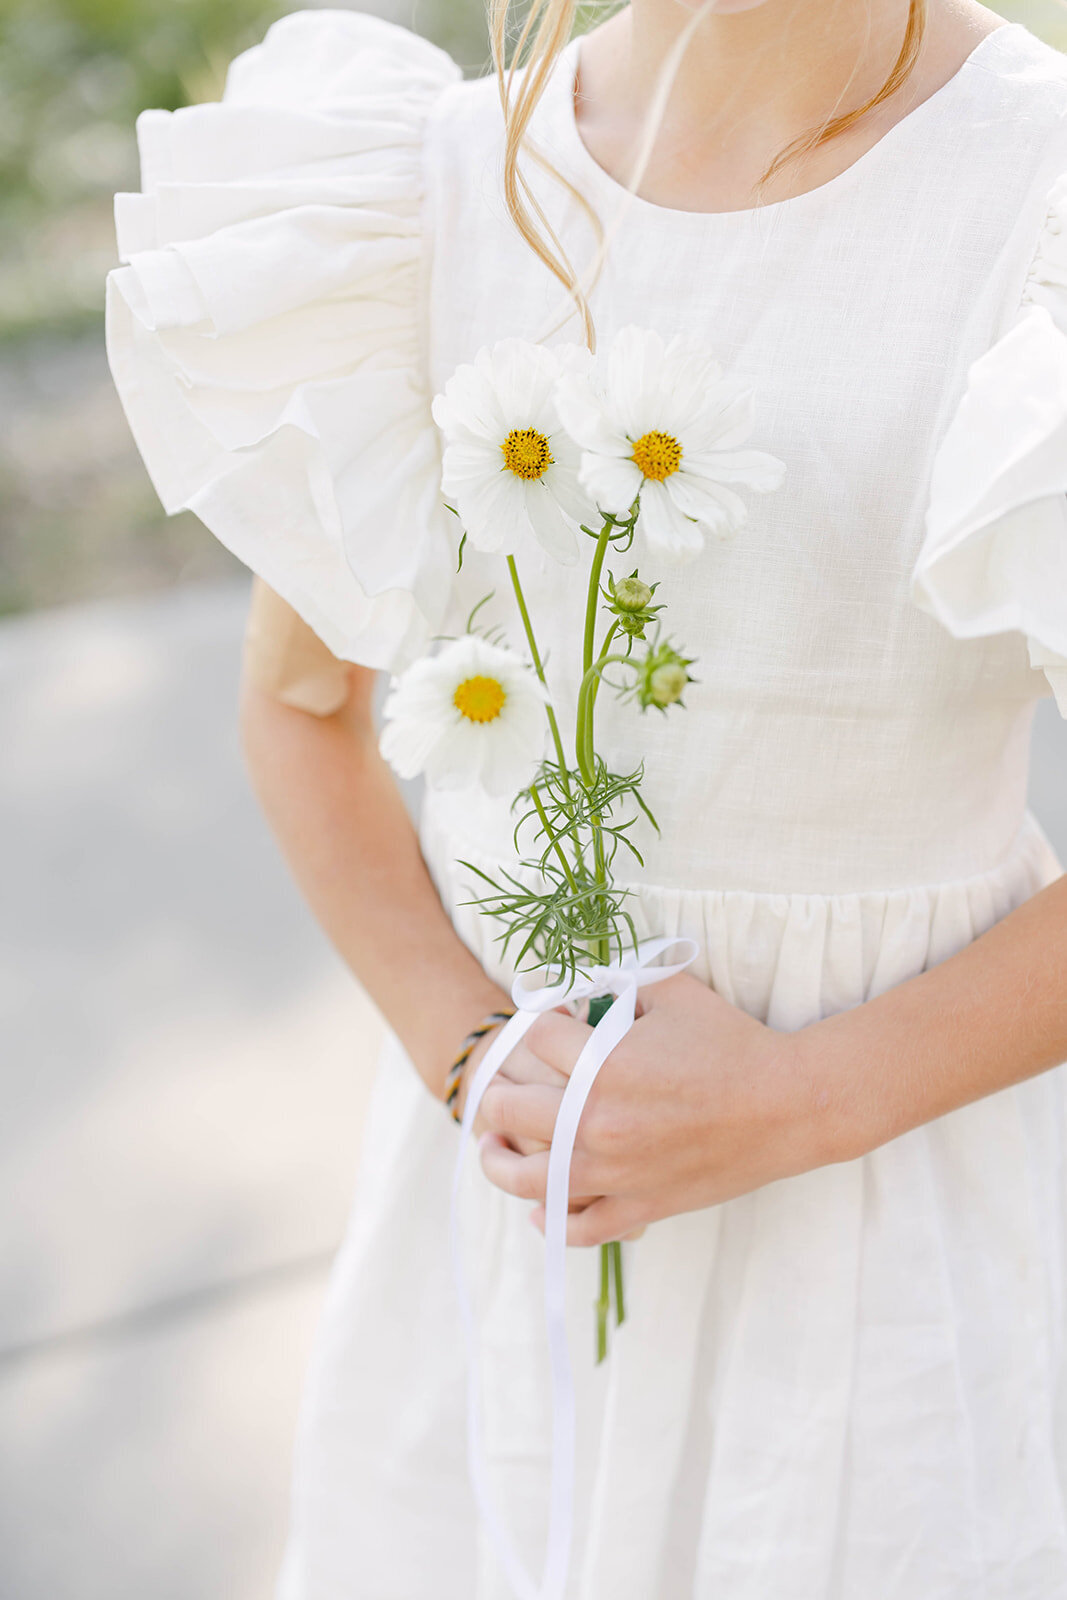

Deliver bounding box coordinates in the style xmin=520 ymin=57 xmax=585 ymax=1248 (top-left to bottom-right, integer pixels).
xmin=526 ymin=1196 xmax=648 ymax=1248
xmin=524 ymin=1009 xmax=592 ymax=1077
xmin=455 ymin=1026 xmax=562 ymax=1129
xmin=479 ymin=1080 xmax=560 ymax=1146
xmin=460 ymin=1034 xmax=571 ymax=1149
xmin=497 ymin=1039 xmax=570 ymax=1089
xmin=479 ymin=1135 xmax=599 ymax=1208
xmin=479 ymin=1140 xmax=550 ymax=1203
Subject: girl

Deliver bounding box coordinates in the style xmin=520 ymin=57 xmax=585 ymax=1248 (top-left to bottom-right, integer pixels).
xmin=107 ymin=0 xmax=1067 ymax=1594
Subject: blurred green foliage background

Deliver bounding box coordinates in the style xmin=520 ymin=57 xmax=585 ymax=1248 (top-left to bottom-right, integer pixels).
xmin=0 ymin=0 xmax=1063 ymax=615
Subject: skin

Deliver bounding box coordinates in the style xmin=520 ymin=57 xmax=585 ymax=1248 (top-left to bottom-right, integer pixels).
xmin=574 ymin=0 xmax=1007 ymax=211
xmin=241 ymin=0 xmax=1067 ymax=1251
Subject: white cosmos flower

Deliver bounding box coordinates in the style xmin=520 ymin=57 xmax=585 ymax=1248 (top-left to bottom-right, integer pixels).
xmin=431 ymin=338 xmax=592 ymax=565
xmin=554 ymin=324 xmax=786 ymax=562
xmin=378 ymin=635 xmax=549 ymax=797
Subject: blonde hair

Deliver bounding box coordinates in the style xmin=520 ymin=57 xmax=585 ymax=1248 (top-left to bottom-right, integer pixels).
xmin=487 ymin=0 xmax=929 ymax=348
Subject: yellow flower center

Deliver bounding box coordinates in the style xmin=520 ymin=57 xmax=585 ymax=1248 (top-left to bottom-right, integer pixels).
xmin=453 ymin=674 xmax=507 ymax=724
xmin=631 ymin=430 xmax=682 ymax=482
xmin=501 ymin=427 xmax=554 ymax=480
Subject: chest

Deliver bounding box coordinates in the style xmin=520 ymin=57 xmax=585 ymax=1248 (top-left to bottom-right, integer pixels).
xmin=425 ymin=110 xmax=1045 ymax=718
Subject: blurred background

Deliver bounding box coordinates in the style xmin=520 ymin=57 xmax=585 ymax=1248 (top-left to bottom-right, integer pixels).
xmin=1 ymin=2 xmax=1066 ymax=1597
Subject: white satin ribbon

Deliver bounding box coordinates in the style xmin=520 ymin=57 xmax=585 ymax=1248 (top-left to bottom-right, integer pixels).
xmin=449 ymin=935 xmax=698 ymax=1600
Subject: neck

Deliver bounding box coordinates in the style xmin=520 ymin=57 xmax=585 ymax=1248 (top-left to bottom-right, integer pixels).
xmin=574 ymin=0 xmax=1003 ymax=209
xmin=626 ymin=0 xmax=914 ymax=136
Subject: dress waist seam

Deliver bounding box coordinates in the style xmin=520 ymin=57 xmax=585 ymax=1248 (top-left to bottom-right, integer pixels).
xmin=419 ymin=805 xmax=1062 ymax=906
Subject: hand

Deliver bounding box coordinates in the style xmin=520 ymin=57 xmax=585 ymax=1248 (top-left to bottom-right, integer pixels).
xmin=477 ymin=972 xmax=835 ymax=1247
xmin=453 ymin=1008 xmax=571 ymax=1155
xmin=455 ymin=1005 xmax=626 ymax=1228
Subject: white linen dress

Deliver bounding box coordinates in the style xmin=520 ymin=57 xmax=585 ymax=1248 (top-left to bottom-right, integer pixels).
xmin=106 ymin=11 xmax=1067 ymax=1597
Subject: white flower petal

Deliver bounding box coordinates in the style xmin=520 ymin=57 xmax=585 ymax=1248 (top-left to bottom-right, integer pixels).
xmin=552 ymin=342 xmax=595 ymax=380
xmin=480 ymin=727 xmax=541 ymax=795
xmin=646 ymin=352 xmax=722 ymax=438
xmin=684 ymin=385 xmax=757 ymax=451
xmin=440 ymin=439 xmax=506 ymax=495
xmin=554 ymin=371 xmax=630 ymax=458
xmin=638 ymin=478 xmax=705 ymax=561
xmin=545 ymin=427 xmax=583 ymax=473
xmin=607 ymin=326 xmax=668 ymax=438
xmin=667 ymin=470 xmax=750 ymax=536
xmin=485 ymin=338 xmax=560 ymax=426
xmin=682 ymin=447 xmax=787 ymax=492
xmin=378 ymin=716 xmax=446 ymax=781
xmin=524 ymin=481 xmax=580 ymax=563
xmin=579 ymin=451 xmax=643 ymax=515
xmin=424 ymin=718 xmax=481 ymax=788
xmin=544 ymin=459 xmax=594 ymax=525
xmin=432 ymin=362 xmax=508 ymax=444
xmin=455 ymin=468 xmax=532 ymax=554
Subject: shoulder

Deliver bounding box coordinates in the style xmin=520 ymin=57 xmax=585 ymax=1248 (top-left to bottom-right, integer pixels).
xmin=106 ymin=9 xmax=472 ymax=673
xmin=421 ymin=55 xmax=511 ymax=177
xmin=909 ymin=28 xmax=1067 ymax=717
xmin=220 ymin=8 xmax=462 ymax=105
xmin=988 ymin=29 xmax=1067 ymax=334
xmin=968 ymin=22 xmax=1067 ymax=115
xmin=223 ymin=8 xmax=509 ymax=148
xmin=967 ymin=25 xmax=1067 ymax=196
xmin=216 ymin=11 xmax=516 ymax=229
xmin=928 ymin=28 xmax=1067 ymax=340
xmin=119 ymin=10 xmax=468 ymax=262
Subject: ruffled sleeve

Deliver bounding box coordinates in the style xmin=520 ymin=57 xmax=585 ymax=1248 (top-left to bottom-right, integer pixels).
xmin=910 ymin=168 xmax=1067 ymax=713
xmin=105 ymin=10 xmax=463 ymax=672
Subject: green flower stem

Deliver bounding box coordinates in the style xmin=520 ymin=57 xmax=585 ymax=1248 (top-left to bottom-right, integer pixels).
xmin=577 ymin=520 xmax=620 ymax=965
xmin=506 ymin=555 xmax=570 ymax=781
xmin=577 ymin=515 xmax=614 ymax=791
xmin=610 ymin=1239 xmax=625 ymax=1325
xmin=583 ymin=519 xmax=614 ymax=677
xmin=587 ymin=618 xmax=621 ymax=713
xmin=578 ymin=520 xmax=637 ymax=1352
xmin=575 ymin=633 xmax=628 ymax=783
xmin=506 ymin=553 xmax=586 ymax=876
xmin=596 ymin=1235 xmax=610 ymax=1363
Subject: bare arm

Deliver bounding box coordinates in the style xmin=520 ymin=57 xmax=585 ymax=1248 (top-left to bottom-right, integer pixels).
xmin=477 ymin=866 xmax=1067 ymax=1245
xmin=239 ymin=662 xmax=509 ymax=1101
xmin=805 ymin=867 xmax=1067 ymax=1157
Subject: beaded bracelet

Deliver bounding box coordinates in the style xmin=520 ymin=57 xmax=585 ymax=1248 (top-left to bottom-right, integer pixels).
xmin=443 ymin=1009 xmax=517 ymax=1124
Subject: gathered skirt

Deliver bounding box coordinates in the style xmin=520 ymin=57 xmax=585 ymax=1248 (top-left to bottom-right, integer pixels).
xmin=277 ymin=808 xmax=1067 ymax=1600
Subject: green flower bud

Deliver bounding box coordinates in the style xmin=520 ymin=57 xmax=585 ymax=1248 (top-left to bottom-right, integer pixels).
xmin=647 ymin=662 xmax=689 ymax=707
xmin=633 ymin=637 xmax=696 ymax=713
xmin=618 ymin=612 xmax=648 ymax=638
xmin=613 ymin=576 xmax=654 ymax=613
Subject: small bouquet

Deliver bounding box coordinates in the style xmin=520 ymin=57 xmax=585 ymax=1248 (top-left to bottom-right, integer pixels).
xmin=379 ymin=324 xmax=783 ymax=1590
xmin=381 ymin=322 xmax=784 ymax=1347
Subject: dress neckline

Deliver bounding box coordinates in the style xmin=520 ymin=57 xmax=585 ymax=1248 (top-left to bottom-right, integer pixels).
xmin=546 ymin=22 xmax=1022 ymax=226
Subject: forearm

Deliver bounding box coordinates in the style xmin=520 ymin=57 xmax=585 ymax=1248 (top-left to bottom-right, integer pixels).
xmin=804 ymin=871 xmax=1067 ymax=1160
xmin=239 ymin=673 xmax=508 ymax=1096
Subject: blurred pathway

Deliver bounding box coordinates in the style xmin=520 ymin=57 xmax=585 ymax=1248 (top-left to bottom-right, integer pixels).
xmin=0 ymin=581 xmax=1064 ymax=1600
xmin=0 ymin=581 xmax=382 ymax=1600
